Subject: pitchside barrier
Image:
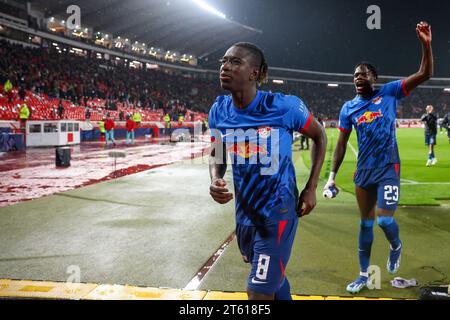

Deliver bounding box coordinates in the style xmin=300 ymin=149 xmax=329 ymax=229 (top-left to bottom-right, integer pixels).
xmin=80 ymin=121 xmax=203 ymax=142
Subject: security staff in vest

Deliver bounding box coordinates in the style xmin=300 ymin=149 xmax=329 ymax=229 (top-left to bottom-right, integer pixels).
xmin=163 ymin=113 xmax=171 ymax=135
xmin=99 ymin=117 xmax=106 ymax=143
xmin=133 ymin=111 xmax=142 ymax=126
xmin=19 ymin=103 xmax=30 ymax=127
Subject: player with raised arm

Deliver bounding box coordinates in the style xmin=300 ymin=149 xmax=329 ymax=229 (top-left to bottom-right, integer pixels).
xmin=324 ymin=22 xmax=433 ymax=294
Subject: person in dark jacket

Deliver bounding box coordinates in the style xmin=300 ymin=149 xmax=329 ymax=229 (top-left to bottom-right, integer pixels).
xmin=421 ymin=105 xmax=438 ymax=166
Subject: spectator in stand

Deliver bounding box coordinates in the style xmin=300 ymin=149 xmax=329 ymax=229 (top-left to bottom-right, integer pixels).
xmin=18 ymin=85 xmax=26 ymax=101
xmin=58 ymin=100 xmax=64 ymax=119
xmin=125 ymin=114 xmax=136 ymax=145
xmin=0 ymin=39 xmax=448 ymax=122
xmin=4 ymin=79 xmax=13 ymax=103
xmin=119 ymin=110 xmax=124 ymax=121
xmin=104 ymin=113 xmax=117 ymax=147
xmin=85 ymin=108 xmax=91 ymax=120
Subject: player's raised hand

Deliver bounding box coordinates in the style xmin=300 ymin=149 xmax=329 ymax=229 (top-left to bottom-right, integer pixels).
xmin=416 ymin=21 xmax=432 ymax=45
xmin=297 ymin=187 xmax=316 ymax=217
xmin=210 ymin=178 xmax=233 ymax=204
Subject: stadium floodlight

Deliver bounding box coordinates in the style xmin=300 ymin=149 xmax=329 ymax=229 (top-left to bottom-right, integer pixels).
xmin=272 ymin=79 xmax=284 ymax=84
xmin=191 ymin=0 xmax=226 ymax=19
xmin=327 ymin=83 xmax=339 ymax=87
xmin=444 ymin=88 xmax=450 ymax=92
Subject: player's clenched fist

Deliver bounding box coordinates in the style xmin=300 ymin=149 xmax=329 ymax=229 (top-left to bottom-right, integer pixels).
xmin=210 ymin=178 xmax=234 ymax=204
xmin=416 ymin=21 xmax=432 ymax=44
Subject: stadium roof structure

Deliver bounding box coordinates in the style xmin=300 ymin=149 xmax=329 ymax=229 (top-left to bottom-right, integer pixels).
xmin=30 ymin=0 xmax=262 ymax=58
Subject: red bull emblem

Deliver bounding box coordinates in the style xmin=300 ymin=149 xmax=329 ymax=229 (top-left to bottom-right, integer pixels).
xmin=372 ymin=96 xmax=383 ymax=105
xmin=228 ymin=142 xmax=268 ymax=159
xmin=257 ymin=127 xmax=272 ymax=138
xmin=356 ymin=109 xmax=383 ymax=125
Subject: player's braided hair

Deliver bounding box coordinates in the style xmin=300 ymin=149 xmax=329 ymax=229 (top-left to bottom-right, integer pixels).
xmin=355 ymin=62 xmax=378 ymax=80
xmin=233 ymin=42 xmax=269 ymax=86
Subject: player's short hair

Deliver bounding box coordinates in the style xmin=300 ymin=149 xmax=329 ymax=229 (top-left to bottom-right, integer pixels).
xmin=233 ymin=42 xmax=269 ymax=86
xmin=355 ymin=62 xmax=378 ymax=80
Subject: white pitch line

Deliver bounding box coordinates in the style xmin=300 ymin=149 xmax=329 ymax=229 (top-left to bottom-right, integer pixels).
xmin=401 ymin=179 xmax=418 ymax=184
xmin=347 ymin=145 xmax=450 ymax=185
xmin=347 ymin=141 xmax=358 ymax=158
xmin=401 ymin=182 xmax=450 ymax=185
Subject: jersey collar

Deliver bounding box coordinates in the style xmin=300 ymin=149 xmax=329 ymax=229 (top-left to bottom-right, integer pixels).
xmin=232 ymin=90 xmax=262 ymax=114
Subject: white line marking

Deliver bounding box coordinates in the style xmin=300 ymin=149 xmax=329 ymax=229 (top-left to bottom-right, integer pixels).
xmin=345 ymin=145 xmax=450 ymax=185
xmin=183 ymin=233 xmax=236 ymax=291
xmin=402 ymin=182 xmax=450 ymax=185
xmin=348 ymin=141 xmax=358 ymax=158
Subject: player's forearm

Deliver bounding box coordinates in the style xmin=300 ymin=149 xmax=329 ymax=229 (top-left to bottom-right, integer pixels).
xmin=305 ymin=129 xmax=327 ymax=189
xmin=418 ymin=42 xmax=433 ymax=81
xmin=209 ymin=142 xmax=227 ymax=181
xmin=405 ymin=41 xmax=433 ymax=93
xmin=209 ymin=161 xmax=227 ymax=181
xmin=330 ymin=142 xmax=347 ymax=178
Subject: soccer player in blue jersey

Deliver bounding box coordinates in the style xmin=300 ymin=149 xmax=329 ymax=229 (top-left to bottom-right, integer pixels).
xmin=324 ymin=22 xmax=433 ymax=294
xmin=208 ymin=42 xmax=327 ymax=300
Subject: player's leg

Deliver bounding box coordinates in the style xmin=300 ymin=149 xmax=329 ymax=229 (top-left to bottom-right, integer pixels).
xmin=235 ymin=224 xmax=272 ymax=300
xmin=105 ymin=130 xmax=110 ymax=146
xmin=376 ymin=164 xmax=402 ymax=274
xmin=431 ymin=134 xmax=437 ymax=165
xmin=111 ymin=129 xmax=117 ymax=145
xmin=346 ymin=185 xmax=377 ymax=294
xmin=274 ymin=218 xmax=298 ymax=300
xmin=425 ymin=133 xmax=434 ymax=166
xmin=247 ymin=219 xmax=298 ymax=300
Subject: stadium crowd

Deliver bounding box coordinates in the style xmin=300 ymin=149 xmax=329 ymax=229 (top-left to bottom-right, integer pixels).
xmin=261 ymin=81 xmax=449 ymax=120
xmin=1 ymin=39 xmax=448 ymax=122
xmin=0 ymin=40 xmax=219 ymax=121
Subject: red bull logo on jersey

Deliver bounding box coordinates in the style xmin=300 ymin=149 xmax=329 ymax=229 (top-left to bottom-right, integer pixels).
xmin=372 ymin=96 xmax=383 ymax=105
xmin=228 ymin=141 xmax=268 ymax=159
xmin=356 ymin=109 xmax=383 ymax=125
xmin=257 ymin=127 xmax=272 ymax=138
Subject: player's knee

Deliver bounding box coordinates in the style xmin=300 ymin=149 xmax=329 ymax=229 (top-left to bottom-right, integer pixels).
xmin=360 ymin=220 xmax=375 ymax=228
xmin=377 ymin=216 xmax=394 ymax=227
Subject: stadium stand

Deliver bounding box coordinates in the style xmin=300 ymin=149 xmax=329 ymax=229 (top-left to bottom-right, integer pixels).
xmin=0 ymin=38 xmax=449 ymax=124
xmin=0 ymin=40 xmax=214 ymax=122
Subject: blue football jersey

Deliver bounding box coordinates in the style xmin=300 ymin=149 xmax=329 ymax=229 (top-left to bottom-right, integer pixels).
xmin=209 ymin=90 xmax=311 ymax=226
xmin=339 ymin=80 xmax=409 ymax=170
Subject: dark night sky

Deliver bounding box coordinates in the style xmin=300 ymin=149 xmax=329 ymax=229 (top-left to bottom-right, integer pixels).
xmin=207 ymin=0 xmax=450 ymax=77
